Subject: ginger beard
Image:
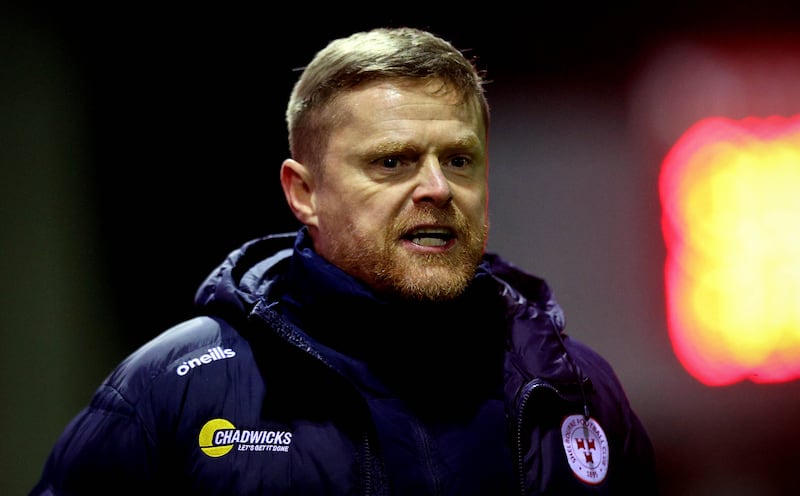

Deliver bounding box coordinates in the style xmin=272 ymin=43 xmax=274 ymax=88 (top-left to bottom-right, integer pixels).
xmin=321 ymin=205 xmax=488 ymax=302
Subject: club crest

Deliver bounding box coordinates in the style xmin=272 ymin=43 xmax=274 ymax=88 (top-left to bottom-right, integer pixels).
xmin=561 ymin=414 xmax=609 ymax=484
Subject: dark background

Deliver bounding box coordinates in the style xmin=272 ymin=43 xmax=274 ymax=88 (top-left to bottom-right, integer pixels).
xmin=3 ymin=2 xmax=800 ymax=495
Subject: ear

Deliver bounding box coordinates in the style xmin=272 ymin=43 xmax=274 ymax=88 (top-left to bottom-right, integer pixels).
xmin=280 ymin=158 xmax=318 ymax=227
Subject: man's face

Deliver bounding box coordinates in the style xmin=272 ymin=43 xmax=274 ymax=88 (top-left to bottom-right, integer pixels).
xmin=308 ymin=78 xmax=489 ymax=301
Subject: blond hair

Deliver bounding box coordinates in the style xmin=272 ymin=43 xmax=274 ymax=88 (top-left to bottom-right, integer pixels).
xmin=286 ymin=27 xmax=489 ymax=170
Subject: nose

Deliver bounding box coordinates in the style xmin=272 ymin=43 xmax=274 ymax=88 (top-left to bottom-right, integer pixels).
xmin=413 ymin=158 xmax=453 ymax=206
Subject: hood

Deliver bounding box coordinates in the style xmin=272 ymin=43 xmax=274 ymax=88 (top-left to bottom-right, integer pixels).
xmin=193 ymin=231 xmax=587 ymax=395
xmin=193 ymin=232 xmax=297 ymax=326
xmin=484 ymin=253 xmax=591 ymax=406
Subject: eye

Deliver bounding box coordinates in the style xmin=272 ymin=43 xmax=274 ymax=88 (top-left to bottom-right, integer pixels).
xmin=365 ymin=155 xmax=414 ymax=180
xmin=380 ymin=157 xmax=401 ymax=169
xmin=448 ymin=156 xmax=471 ymax=168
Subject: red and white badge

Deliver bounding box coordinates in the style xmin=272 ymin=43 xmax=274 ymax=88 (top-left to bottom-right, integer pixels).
xmin=561 ymin=414 xmax=609 ymax=484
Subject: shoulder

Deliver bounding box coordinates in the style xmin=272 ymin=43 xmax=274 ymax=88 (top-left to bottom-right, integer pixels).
xmin=107 ymin=316 xmax=250 ymax=400
xmin=558 ymin=335 xmax=639 ymax=420
xmin=562 ymin=336 xmax=624 ymax=392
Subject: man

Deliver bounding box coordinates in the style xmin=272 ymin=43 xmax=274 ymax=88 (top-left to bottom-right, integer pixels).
xmin=31 ymin=27 xmax=658 ymax=495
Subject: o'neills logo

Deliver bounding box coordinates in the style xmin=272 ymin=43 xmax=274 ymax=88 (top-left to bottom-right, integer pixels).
xmin=198 ymin=418 xmax=293 ymax=457
xmin=561 ymin=414 xmax=609 ymax=484
xmin=175 ymin=347 xmax=236 ymax=376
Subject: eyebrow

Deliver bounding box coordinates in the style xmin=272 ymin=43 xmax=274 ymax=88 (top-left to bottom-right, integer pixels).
xmin=371 ymin=140 xmax=416 ymax=156
xmin=371 ymin=135 xmax=482 ymax=156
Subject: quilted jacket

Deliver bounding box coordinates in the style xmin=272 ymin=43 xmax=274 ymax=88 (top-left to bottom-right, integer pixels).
xmin=31 ymin=229 xmax=658 ymax=495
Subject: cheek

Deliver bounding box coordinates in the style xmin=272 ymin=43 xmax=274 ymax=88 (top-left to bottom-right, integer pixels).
xmin=313 ymin=189 xmax=347 ymax=227
xmin=318 ymin=187 xmax=384 ymax=228
xmin=462 ymin=188 xmax=489 ymax=220
xmin=349 ymin=185 xmax=403 ymax=220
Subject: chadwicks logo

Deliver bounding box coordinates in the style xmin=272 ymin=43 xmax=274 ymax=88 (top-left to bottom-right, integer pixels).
xmin=561 ymin=414 xmax=609 ymax=484
xmin=198 ymin=418 xmax=293 ymax=458
xmin=175 ymin=347 xmax=236 ymax=376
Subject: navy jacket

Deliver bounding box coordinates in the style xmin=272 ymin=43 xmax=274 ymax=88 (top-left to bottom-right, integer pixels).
xmin=31 ymin=230 xmax=658 ymax=495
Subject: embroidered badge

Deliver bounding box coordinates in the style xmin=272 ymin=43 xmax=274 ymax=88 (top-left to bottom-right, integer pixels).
xmin=199 ymin=418 xmax=293 ymax=458
xmin=561 ymin=414 xmax=609 ymax=484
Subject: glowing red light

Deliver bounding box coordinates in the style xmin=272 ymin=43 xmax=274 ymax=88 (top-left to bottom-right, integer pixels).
xmin=660 ymin=115 xmax=800 ymax=385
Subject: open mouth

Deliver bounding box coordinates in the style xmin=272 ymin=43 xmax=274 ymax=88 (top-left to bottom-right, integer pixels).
xmin=403 ymin=227 xmax=455 ymax=247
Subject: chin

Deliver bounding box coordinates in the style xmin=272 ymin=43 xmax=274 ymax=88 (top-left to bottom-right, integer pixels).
xmin=396 ymin=267 xmax=474 ymax=302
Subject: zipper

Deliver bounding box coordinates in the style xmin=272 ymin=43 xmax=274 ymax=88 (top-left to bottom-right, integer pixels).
xmin=250 ymin=301 xmax=385 ymax=496
xmin=360 ymin=432 xmax=375 ymax=496
xmin=514 ymin=378 xmax=563 ymax=496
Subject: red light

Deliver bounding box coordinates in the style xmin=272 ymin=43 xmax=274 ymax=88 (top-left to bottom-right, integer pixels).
xmin=660 ymin=115 xmax=800 ymax=385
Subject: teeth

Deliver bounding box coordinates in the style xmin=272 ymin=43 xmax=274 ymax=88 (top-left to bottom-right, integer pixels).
xmin=409 ymin=229 xmax=450 ymax=247
xmin=412 ymin=236 xmax=447 ymax=247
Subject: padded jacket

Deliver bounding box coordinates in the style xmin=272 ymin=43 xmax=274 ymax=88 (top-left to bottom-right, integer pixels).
xmin=31 ymin=230 xmax=658 ymax=495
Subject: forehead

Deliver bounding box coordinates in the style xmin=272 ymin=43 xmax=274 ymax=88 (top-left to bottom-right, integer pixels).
xmin=330 ymin=78 xmax=484 ymax=131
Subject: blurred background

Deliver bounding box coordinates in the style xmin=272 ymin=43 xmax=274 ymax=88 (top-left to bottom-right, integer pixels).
xmin=3 ymin=2 xmax=800 ymax=495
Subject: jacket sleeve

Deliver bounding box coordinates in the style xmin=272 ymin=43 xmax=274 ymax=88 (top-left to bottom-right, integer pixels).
xmin=29 ymin=381 xmax=159 ymax=495
xmin=572 ymin=338 xmax=660 ymax=493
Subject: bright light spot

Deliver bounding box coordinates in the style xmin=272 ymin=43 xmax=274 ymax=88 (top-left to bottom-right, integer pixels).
xmin=660 ymin=115 xmax=800 ymax=385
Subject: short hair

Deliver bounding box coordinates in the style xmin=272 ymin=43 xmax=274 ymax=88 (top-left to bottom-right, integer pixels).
xmin=285 ymin=27 xmax=490 ymax=170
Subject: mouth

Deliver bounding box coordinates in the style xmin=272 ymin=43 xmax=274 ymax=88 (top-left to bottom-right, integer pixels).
xmin=402 ymin=226 xmax=456 ymax=248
